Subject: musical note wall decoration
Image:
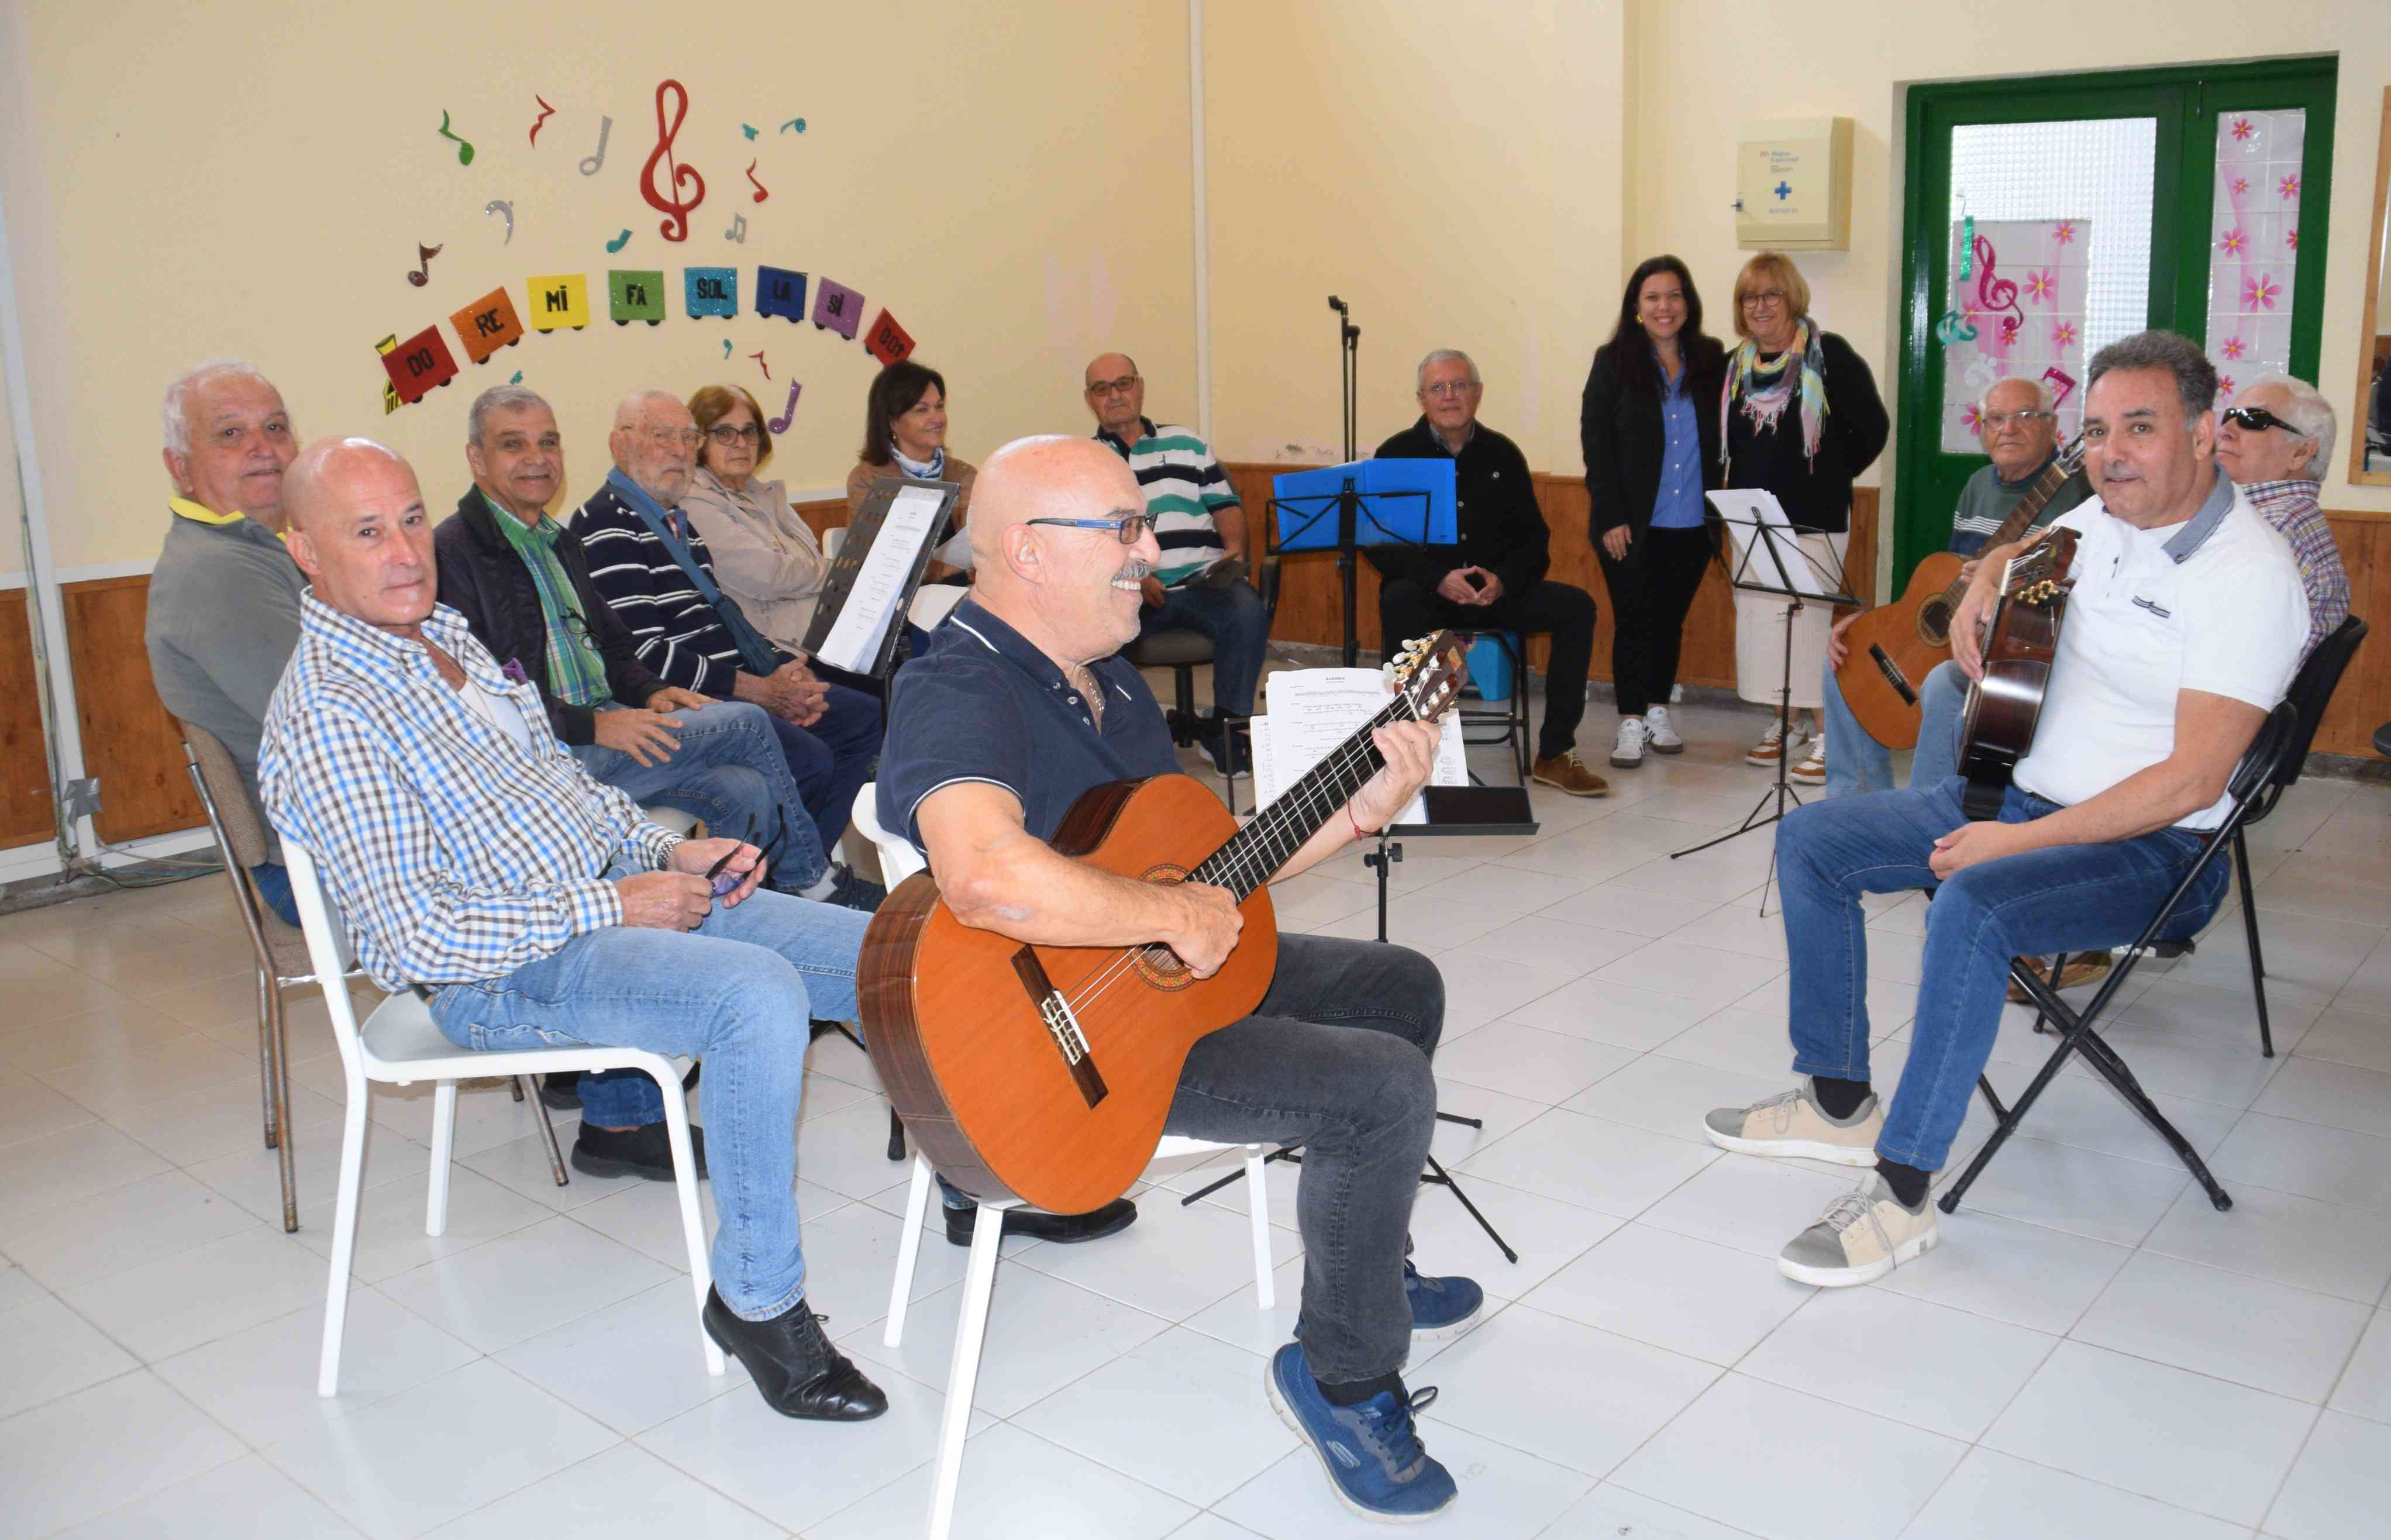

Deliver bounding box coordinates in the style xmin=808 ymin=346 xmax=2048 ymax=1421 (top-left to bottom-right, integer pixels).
xmin=484 ymin=199 xmax=514 ymax=244
xmin=639 ymin=79 xmax=705 ymax=242
xmin=722 ymin=339 xmax=733 ymax=359
xmin=435 ymin=111 xmax=475 ymax=166
xmin=580 ymin=115 xmax=613 ymax=175
xmin=509 ymin=371 xmax=523 ymax=385
xmin=723 ymin=213 xmax=748 ymax=243
xmin=742 ymin=123 xmax=759 ymax=140
xmin=405 ymin=243 xmax=443 ymax=287
xmin=529 ymin=95 xmax=555 ymax=146
xmin=2039 ymin=366 xmax=2078 ymax=408
xmin=779 ymin=118 xmax=806 ymax=134
xmin=605 ymin=229 xmax=633 ymax=253
xmin=748 ymin=350 xmax=770 ymax=380
xmin=746 ymin=159 xmax=769 ymax=203
xmin=767 ymin=381 xmax=801 ymax=433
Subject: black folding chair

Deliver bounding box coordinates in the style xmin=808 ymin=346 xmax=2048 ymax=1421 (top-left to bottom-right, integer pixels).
xmin=1939 ymin=700 xmax=2304 ymax=1217
xmin=2226 ymin=615 xmax=2366 ymax=1056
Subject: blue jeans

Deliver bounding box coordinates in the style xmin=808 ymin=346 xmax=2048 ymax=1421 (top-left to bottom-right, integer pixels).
xmin=1137 ymin=581 xmax=1269 ymax=718
xmin=1821 ymin=666 xmax=1897 ymax=798
xmin=1776 ymin=777 xmax=2225 ymax=1171
xmin=249 ymin=862 xmax=301 ymax=929
xmin=759 ymin=683 xmax=883 ymax=857
xmin=571 ymin=700 xmax=829 ymax=890
xmin=1907 ymin=660 xmax=1969 ymax=790
xmin=428 ymin=876 xmax=871 ymax=1319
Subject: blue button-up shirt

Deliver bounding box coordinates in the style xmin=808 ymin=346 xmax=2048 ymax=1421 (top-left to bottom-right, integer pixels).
xmin=1651 ymin=354 xmax=1707 ymax=529
xmin=259 ymin=592 xmax=679 ymax=990
xmin=876 ymin=598 xmax=1177 ymax=851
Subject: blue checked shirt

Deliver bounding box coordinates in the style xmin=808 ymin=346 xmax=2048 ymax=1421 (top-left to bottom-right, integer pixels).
xmin=258 ymin=592 xmax=681 ymax=990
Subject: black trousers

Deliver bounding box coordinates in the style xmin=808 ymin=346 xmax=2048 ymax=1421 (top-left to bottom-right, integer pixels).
xmin=1379 ymin=577 xmax=1596 ymax=760
xmin=1594 ymin=525 xmax=1714 ymax=719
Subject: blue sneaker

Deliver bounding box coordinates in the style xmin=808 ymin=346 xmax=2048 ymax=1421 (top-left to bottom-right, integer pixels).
xmin=1266 ymin=1343 xmax=1456 ymax=1522
xmin=1403 ymin=1260 xmax=1483 ymax=1340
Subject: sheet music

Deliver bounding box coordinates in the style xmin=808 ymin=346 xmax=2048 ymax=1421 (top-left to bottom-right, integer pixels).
xmin=1250 ymin=669 xmax=1466 ymax=827
xmin=814 ymin=484 xmax=945 ymax=673
xmin=1707 ymin=489 xmax=1834 ymax=597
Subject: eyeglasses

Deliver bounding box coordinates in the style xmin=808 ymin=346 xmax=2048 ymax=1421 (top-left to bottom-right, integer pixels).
xmin=1979 ymin=410 xmax=2056 ymax=429
xmin=706 ymin=423 xmax=762 ymax=445
xmin=645 ymin=428 xmax=704 ymax=450
xmin=1421 ymin=380 xmax=1481 ymax=398
xmin=1026 ymin=512 xmax=1157 ymax=544
xmin=1086 ymin=374 xmax=1139 ymax=398
xmin=1739 ymin=290 xmax=1789 ymax=308
xmin=2221 ymin=405 xmax=2307 ymax=436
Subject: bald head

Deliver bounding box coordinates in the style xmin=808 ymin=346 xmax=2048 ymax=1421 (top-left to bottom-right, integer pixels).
xmin=610 ymin=388 xmax=699 ymax=504
xmin=1083 ymin=352 xmax=1146 ymax=437
xmin=970 ymin=435 xmax=1158 ymax=663
xmin=282 ymin=436 xmax=437 ymax=637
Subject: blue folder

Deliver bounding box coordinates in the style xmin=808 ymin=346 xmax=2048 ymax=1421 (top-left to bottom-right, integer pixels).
xmin=1269 ymin=458 xmax=1457 ymax=551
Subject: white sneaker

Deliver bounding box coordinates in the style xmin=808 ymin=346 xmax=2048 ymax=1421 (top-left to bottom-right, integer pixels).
xmin=1643 ymin=704 xmax=1684 ymax=754
xmin=1746 ymin=718 xmax=1787 ymax=766
xmin=1611 ymin=717 xmax=1646 ymax=768
xmin=1790 ymin=739 xmax=1826 ymax=785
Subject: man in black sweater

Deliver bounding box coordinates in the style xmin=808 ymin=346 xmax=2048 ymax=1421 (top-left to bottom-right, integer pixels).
xmin=1373 ymin=350 xmax=1605 ymax=795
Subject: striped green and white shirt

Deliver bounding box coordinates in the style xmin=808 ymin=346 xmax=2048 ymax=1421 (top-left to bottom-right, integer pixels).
xmin=1095 ymin=417 xmax=1239 ymax=586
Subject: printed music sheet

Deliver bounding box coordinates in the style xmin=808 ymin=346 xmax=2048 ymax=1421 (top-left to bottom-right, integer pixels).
xmin=808 ymin=482 xmax=948 ymax=674
xmin=1708 ymin=488 xmax=1836 ymax=597
xmin=1247 ymin=669 xmax=1466 ymax=826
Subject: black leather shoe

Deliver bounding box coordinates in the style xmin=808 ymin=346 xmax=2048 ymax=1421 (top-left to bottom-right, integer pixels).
xmin=702 ymin=1288 xmax=887 ymax=1421
xmin=943 ymin=1196 xmax=1138 ymax=1246
xmin=571 ymin=1121 xmax=708 ymax=1180
xmin=537 ymin=1069 xmax=581 ymax=1111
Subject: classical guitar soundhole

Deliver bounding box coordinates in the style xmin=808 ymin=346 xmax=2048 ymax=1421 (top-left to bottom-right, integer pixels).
xmin=1916 ymin=596 xmax=1954 ymax=647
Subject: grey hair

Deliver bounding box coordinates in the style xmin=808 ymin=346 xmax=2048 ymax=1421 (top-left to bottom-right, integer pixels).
xmin=1977 ymin=375 xmax=2053 ymax=415
xmin=2242 ymin=373 xmax=2337 ymax=478
xmin=2085 ymin=330 xmax=2217 ymax=425
xmin=612 ymin=388 xmax=686 ymax=429
xmin=467 ymin=384 xmax=554 ymax=447
xmin=160 ymin=358 xmax=275 ymax=454
xmin=1416 ymin=349 xmax=1480 ymax=391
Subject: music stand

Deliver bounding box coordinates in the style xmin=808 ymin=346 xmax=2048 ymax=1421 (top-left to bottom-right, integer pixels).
xmin=800 ymin=477 xmax=956 ymax=679
xmin=1268 ymin=459 xmax=1454 ymax=667
xmin=1671 ymin=499 xmax=1856 ymax=909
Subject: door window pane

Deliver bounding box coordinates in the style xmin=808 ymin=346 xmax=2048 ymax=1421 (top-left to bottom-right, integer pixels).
xmin=1941 ymin=118 xmax=2156 ymax=451
xmin=2205 ymin=108 xmax=2307 ymax=403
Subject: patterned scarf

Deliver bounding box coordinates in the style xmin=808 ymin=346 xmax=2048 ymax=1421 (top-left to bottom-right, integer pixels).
xmin=1721 ymin=318 xmax=1828 ymax=473
xmin=890 ymin=441 xmax=946 ymax=480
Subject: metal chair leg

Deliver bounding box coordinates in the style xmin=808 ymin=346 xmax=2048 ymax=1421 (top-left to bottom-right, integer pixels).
xmin=257 ymin=971 xmax=280 ymax=1150
xmin=887 ymin=1106 xmax=908 ymax=1162
xmin=2234 ymin=828 xmax=2274 ymax=1057
xmin=526 ymin=1077 xmax=570 ymax=1187
xmin=265 ymin=983 xmax=300 ymax=1232
xmin=508 ymin=1076 xmax=524 ymax=1102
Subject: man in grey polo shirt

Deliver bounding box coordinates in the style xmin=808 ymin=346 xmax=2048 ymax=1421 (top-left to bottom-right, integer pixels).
xmin=143 ymin=359 xmax=307 ymax=924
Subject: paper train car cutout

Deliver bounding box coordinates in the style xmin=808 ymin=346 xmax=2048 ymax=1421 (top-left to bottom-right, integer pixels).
xmin=451 ymin=288 xmax=526 ymax=363
xmin=757 ymin=266 xmax=807 ymax=323
xmin=611 ymin=270 xmax=667 ymax=325
xmin=685 ymin=266 xmax=739 ymax=319
xmin=528 ymin=274 xmax=591 ymax=332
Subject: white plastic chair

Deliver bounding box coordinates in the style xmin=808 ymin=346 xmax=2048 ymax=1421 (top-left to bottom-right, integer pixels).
xmin=850 ymin=783 xmax=1274 ymax=1540
xmin=279 ymin=838 xmax=726 ymax=1396
xmin=641 ymin=804 xmax=701 ymax=837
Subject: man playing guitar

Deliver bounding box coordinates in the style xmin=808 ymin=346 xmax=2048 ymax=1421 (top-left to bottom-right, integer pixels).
xmin=1702 ymin=332 xmax=2309 ymax=1287
xmin=875 ymin=435 xmax=1479 ymax=1522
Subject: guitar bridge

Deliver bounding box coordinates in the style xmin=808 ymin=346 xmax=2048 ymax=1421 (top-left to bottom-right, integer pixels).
xmin=1010 ymin=947 xmax=1108 ymax=1110
xmin=1868 ymin=645 xmax=1918 ymax=707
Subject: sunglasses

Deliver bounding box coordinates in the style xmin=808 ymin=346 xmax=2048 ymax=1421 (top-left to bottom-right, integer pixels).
xmin=2221 ymin=405 xmax=2306 ymax=436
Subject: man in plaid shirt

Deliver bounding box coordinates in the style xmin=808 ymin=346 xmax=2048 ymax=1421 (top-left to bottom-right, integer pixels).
xmin=259 ymin=436 xmax=887 ymax=1424
xmin=2214 ymin=375 xmax=2351 ymax=659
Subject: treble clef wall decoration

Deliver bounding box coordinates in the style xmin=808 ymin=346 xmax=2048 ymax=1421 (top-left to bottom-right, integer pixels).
xmin=639 ymin=79 xmax=706 ymax=243
xmin=1971 ymin=233 xmax=2023 ymax=353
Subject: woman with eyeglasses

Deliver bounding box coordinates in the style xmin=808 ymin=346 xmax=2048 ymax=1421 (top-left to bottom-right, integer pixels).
xmin=1580 ymin=254 xmax=1727 ymax=769
xmin=846 ymin=360 xmax=977 ymax=584
xmin=1721 ymin=251 xmax=1889 ymax=770
xmin=680 ymin=382 xmax=832 ymax=654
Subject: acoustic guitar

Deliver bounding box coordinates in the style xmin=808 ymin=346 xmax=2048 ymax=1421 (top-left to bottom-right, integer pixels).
xmin=1955 ymin=527 xmax=2080 ymax=819
xmin=858 ymin=633 xmax=1470 ymax=1216
xmin=1833 ymin=440 xmax=2086 ymax=748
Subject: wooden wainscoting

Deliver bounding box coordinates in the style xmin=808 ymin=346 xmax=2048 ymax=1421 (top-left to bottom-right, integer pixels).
xmin=0 ymin=588 xmax=57 ymax=849
xmin=61 ymin=576 xmax=202 ymax=843
xmin=2317 ymin=512 xmax=2391 ymax=757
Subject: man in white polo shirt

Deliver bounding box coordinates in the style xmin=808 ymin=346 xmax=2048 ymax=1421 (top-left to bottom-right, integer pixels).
xmin=1702 ymin=330 xmax=2307 ymax=1287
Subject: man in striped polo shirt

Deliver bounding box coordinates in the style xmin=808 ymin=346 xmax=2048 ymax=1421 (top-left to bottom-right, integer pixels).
xmin=1085 ymin=353 xmax=1269 ymax=773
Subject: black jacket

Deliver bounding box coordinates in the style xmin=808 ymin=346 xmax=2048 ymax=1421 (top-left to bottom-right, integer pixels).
xmin=432 ymin=488 xmax=665 ymax=746
xmin=1720 ymin=330 xmax=1889 ymax=536
xmin=1579 ymin=339 xmax=1725 ymax=540
xmin=1366 ymin=418 xmax=1550 ymax=598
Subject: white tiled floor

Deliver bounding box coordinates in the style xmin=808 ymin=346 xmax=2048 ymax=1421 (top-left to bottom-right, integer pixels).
xmin=5 ymin=693 xmax=2391 ymax=1537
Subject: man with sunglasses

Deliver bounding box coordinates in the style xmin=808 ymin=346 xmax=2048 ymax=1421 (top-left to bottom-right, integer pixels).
xmin=877 ymin=436 xmax=1479 ymax=1521
xmin=2214 ymin=377 xmax=2349 ymax=657
xmin=1084 ymin=352 xmax=1268 ymax=773
xmin=436 ymin=384 xmax=850 ymax=1176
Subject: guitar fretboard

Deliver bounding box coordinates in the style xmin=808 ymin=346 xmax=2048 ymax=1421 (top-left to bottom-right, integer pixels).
xmin=1186 ymin=693 xmax=1420 ymax=901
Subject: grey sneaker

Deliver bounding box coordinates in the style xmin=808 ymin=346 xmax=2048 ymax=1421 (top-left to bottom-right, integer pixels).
xmin=1703 ymin=1077 xmax=1882 ymax=1165
xmin=1778 ymin=1172 xmax=1938 ymax=1286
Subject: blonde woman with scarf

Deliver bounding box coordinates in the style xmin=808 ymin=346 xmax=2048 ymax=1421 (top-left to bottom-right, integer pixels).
xmin=1720 ymin=252 xmax=1889 ymax=771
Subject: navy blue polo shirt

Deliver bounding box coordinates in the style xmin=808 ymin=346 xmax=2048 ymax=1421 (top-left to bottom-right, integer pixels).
xmin=877 ymin=598 xmax=1178 ymax=850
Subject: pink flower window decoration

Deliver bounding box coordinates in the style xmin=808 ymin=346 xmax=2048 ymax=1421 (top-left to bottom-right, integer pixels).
xmin=1961 ymin=405 xmax=1983 ymax=432
xmin=2218 ymin=374 xmax=2237 ymax=398
xmin=2052 ymin=221 xmax=2076 ymax=246
xmin=2220 ymin=336 xmax=2246 ymax=360
xmin=2051 ymin=322 xmax=2078 ymax=349
xmin=2023 ymin=268 xmax=2058 ymax=305
xmin=2287 ymin=228 xmax=2300 ymax=252
xmin=2230 ymin=117 xmax=2256 ymax=142
xmin=2279 ymin=173 xmax=2300 ymax=199
xmin=2218 ymin=228 xmax=2247 ymax=257
xmin=2231 ymin=177 xmax=2249 ymax=197
xmin=2242 ymin=273 xmax=2280 ymax=311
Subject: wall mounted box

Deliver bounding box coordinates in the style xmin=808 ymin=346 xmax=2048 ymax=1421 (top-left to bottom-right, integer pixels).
xmin=1737 ymin=117 xmax=1853 ymax=250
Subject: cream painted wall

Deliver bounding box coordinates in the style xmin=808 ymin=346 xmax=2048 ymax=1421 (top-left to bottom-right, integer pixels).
xmin=1201 ymin=0 xmax=1632 ymax=475
xmin=3 ymin=1 xmax=1196 ymax=572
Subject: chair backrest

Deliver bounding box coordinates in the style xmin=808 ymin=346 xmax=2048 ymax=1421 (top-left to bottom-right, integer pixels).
xmin=2224 ymin=700 xmax=2306 ymax=825
xmin=179 ymin=719 xmax=271 ymax=869
xmin=850 ymin=779 xmax=926 ymax=884
xmin=2271 ymin=615 xmax=2368 ymax=792
xmin=275 ymin=839 xmax=374 ymax=1086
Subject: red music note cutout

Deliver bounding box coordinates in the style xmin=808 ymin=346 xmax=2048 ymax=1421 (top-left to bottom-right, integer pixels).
xmin=2039 ymin=366 xmax=2077 ymax=408
xmin=639 ymin=79 xmax=706 ymax=243
xmin=767 ymin=381 xmax=801 ymax=433
xmin=405 ymin=242 xmax=442 ymax=287
xmin=529 ymin=94 xmax=554 ymax=146
xmin=748 ymin=350 xmax=770 ymax=380
xmin=746 ymin=159 xmax=769 ymax=204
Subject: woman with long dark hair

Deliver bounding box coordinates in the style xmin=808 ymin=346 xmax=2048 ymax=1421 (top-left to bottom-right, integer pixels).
xmin=1580 ymin=255 xmax=1727 ymax=767
xmin=847 ymin=360 xmax=976 ymax=581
